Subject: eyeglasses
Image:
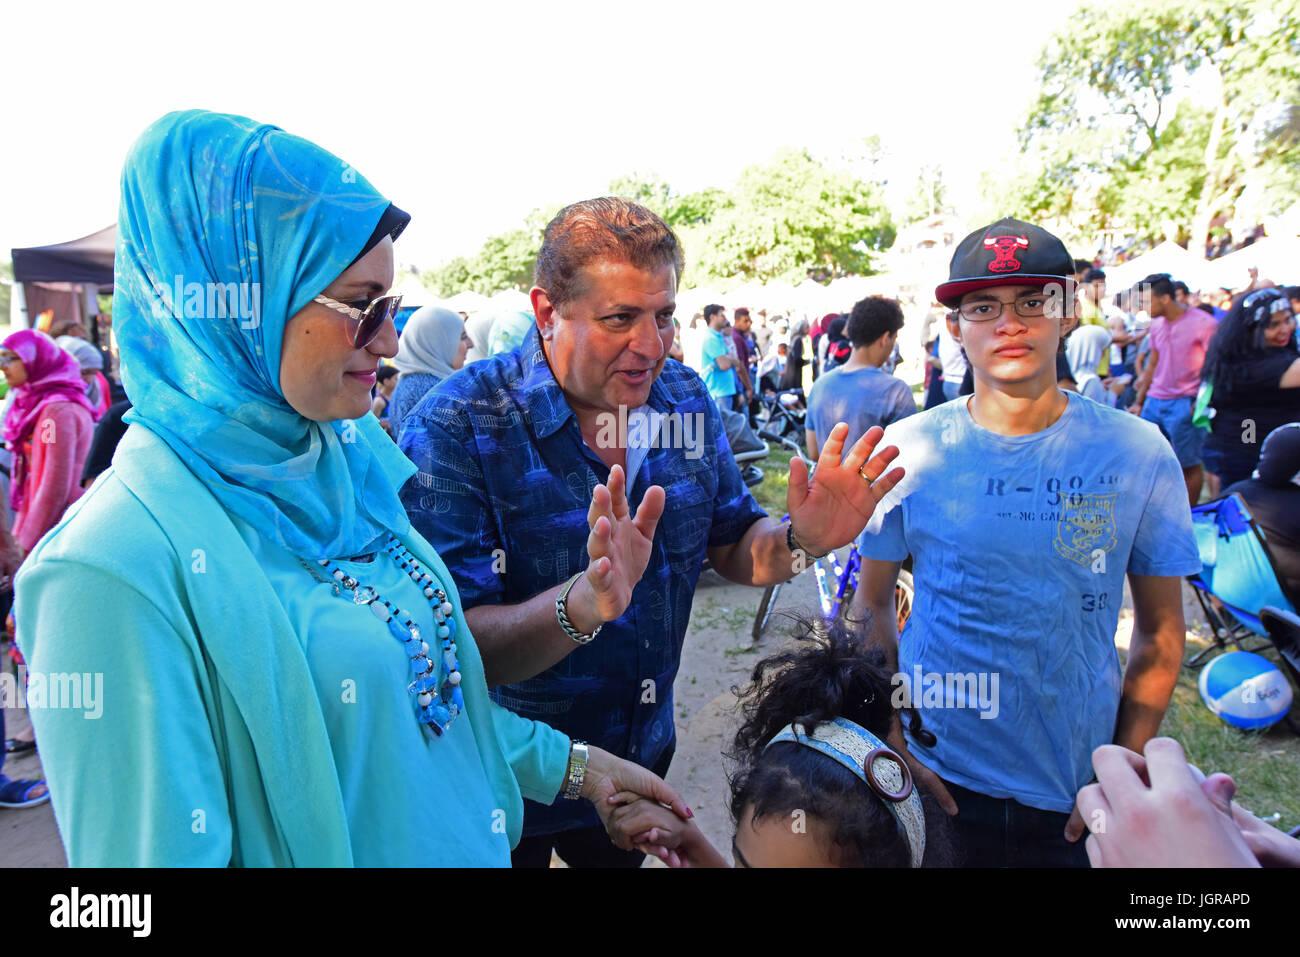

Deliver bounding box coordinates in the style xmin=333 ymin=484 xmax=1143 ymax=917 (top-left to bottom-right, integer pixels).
xmin=313 ymin=294 xmax=403 ymax=349
xmin=957 ymin=293 xmax=1057 ymax=323
xmin=0 ymin=356 xmax=19 ymax=368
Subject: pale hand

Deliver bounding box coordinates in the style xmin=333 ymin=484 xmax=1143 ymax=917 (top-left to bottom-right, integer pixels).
xmin=567 ymin=464 xmax=666 ymax=634
xmin=1074 ymin=739 xmax=1259 ymax=867
xmin=605 ymin=792 xmax=729 ymax=867
xmin=787 ymin=422 xmax=903 ymax=557
xmin=580 ymin=746 xmax=692 ymax=851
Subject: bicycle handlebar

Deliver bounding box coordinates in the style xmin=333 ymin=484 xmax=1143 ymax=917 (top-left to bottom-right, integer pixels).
xmin=758 ymin=427 xmax=813 ymax=465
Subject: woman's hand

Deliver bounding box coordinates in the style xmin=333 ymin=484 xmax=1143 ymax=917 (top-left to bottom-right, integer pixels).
xmin=606 ymin=793 xmax=729 ymax=868
xmin=580 ymin=745 xmax=692 ymax=850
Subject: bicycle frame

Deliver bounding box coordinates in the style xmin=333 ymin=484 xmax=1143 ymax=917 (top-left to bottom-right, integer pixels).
xmin=812 ymin=543 xmax=860 ymax=619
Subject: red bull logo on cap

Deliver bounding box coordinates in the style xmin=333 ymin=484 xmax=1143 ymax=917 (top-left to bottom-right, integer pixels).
xmin=983 ymin=234 xmax=1029 ymax=273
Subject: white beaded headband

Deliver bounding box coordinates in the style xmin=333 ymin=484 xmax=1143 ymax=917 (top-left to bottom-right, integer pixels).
xmin=765 ymin=716 xmax=926 ymax=868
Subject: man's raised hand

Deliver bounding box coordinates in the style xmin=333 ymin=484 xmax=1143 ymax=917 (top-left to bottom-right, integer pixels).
xmin=570 ymin=464 xmax=666 ymax=633
xmin=786 ymin=422 xmax=903 ymax=557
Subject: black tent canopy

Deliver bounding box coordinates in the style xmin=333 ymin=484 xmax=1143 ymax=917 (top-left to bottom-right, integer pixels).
xmin=11 ymin=225 xmax=116 ymax=288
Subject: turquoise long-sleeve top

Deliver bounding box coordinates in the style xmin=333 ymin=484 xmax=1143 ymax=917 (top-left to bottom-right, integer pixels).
xmin=15 ymin=424 xmax=571 ymax=866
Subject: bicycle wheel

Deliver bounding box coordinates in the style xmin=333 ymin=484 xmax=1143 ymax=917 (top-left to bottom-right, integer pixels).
xmin=752 ymin=583 xmax=782 ymax=642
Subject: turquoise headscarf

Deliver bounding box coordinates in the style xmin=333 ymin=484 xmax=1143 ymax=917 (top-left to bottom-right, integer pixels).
xmin=114 ymin=110 xmax=414 ymax=558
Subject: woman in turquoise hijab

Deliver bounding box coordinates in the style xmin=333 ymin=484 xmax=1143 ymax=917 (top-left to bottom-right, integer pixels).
xmin=14 ymin=111 xmax=687 ymax=866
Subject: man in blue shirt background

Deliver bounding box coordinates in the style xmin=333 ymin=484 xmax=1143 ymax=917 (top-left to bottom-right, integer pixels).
xmin=805 ymin=295 xmax=917 ymax=459
xmin=400 ymin=197 xmax=904 ymax=867
xmin=700 ymin=303 xmax=738 ymax=415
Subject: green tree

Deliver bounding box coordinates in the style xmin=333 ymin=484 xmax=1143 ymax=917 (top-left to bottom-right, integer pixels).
xmin=902 ymin=165 xmax=947 ymax=224
xmin=427 ymin=153 xmax=892 ymax=295
xmin=686 ymin=148 xmax=893 ymax=284
xmin=1007 ymin=0 xmax=1300 ymax=250
xmin=607 ymin=174 xmax=725 ymax=229
xmin=424 ymin=209 xmax=551 ymax=296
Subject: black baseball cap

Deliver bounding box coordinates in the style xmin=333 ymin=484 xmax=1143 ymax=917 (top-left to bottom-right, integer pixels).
xmin=936 ymin=217 xmax=1074 ymax=308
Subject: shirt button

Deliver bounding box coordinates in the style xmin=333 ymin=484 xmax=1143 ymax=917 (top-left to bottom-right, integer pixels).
xmin=644 ymin=640 xmax=650 ymax=648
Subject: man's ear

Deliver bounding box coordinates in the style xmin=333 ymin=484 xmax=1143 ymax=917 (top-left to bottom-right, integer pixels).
xmin=532 ymin=287 xmax=557 ymax=340
xmin=945 ymin=312 xmax=962 ymax=346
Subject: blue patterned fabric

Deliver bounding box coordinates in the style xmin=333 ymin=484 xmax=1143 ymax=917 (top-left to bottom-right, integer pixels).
xmin=399 ymin=324 xmax=768 ymax=835
xmin=387 ymin=371 xmax=442 ymax=438
xmin=113 ymin=109 xmax=413 ymax=558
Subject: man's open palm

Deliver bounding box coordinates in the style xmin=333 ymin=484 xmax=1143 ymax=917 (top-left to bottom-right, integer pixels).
xmin=585 ymin=464 xmax=665 ymax=624
xmin=787 ymin=423 xmax=904 ymax=556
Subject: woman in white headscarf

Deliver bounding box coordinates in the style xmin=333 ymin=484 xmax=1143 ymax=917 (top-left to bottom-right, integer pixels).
xmin=1066 ymin=323 xmax=1115 ymax=406
xmin=387 ymin=305 xmax=469 ymax=438
xmin=463 ymin=311 xmax=494 ymax=364
xmin=55 ymin=335 xmax=111 ymax=420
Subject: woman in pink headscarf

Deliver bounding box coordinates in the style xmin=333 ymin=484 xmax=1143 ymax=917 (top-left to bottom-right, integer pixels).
xmin=1 ymin=330 xmax=97 ymax=554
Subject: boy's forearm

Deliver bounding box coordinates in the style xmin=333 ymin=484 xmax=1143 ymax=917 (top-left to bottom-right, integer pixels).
xmin=1114 ymin=624 xmax=1184 ymax=751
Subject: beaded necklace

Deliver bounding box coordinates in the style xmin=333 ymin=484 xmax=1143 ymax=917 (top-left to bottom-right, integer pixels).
xmin=298 ymin=535 xmax=464 ymax=736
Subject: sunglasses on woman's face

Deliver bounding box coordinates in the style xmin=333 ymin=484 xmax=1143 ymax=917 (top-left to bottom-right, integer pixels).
xmin=313 ymin=294 xmax=403 ymax=349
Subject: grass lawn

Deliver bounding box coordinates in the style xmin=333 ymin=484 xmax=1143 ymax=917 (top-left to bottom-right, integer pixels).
xmin=743 ymin=440 xmax=1300 ymax=831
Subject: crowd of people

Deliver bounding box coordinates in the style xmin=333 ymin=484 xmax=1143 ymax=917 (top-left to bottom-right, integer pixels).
xmin=1 ymin=109 xmax=1297 ymax=871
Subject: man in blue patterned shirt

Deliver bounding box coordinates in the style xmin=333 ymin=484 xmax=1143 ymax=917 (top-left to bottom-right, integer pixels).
xmin=399 ymin=197 xmax=903 ymax=867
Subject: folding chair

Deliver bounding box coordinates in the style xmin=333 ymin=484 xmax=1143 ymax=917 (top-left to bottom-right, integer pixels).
xmin=1185 ymin=493 xmax=1299 ymax=668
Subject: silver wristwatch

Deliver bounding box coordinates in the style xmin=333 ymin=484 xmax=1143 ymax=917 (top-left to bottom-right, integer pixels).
xmin=556 ymin=572 xmax=602 ymax=644
xmin=562 ymin=740 xmax=589 ymax=800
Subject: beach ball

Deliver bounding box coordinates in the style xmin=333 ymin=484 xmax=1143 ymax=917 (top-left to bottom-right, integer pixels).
xmin=1199 ymin=651 xmax=1293 ymax=730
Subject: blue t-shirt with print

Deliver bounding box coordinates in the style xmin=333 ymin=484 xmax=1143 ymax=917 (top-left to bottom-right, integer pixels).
xmin=856 ymin=392 xmax=1201 ymax=813
xmin=701 ymin=328 xmax=737 ymax=399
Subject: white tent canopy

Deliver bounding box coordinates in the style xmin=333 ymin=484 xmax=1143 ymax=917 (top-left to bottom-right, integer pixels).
xmin=390 ymin=272 xmax=432 ymax=307
xmin=1103 ymin=241 xmax=1218 ymax=293
xmin=1204 ymin=236 xmax=1300 ymax=291
xmin=485 ymin=288 xmax=531 ymax=312
xmin=443 ymin=289 xmax=490 ymax=313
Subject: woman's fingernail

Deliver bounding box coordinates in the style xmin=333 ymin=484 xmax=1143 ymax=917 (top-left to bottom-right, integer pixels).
xmin=685 ymin=806 xmax=694 ymax=818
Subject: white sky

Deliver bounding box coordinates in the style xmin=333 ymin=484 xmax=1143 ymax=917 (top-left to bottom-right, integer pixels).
xmin=0 ymin=0 xmax=1080 ymax=270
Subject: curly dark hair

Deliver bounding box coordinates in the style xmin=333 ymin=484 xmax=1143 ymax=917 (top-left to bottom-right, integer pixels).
xmin=1202 ymin=287 xmax=1298 ymax=396
xmin=726 ymin=615 xmax=953 ymax=867
xmin=847 ymin=296 xmax=905 ymax=348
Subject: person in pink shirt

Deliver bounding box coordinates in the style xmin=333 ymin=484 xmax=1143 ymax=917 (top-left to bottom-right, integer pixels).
xmin=1129 ymin=273 xmax=1219 ymax=506
xmin=1 ymin=330 xmax=97 ymax=554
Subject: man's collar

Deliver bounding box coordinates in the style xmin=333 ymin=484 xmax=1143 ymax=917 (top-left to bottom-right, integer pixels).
xmin=519 ymin=324 xmax=573 ymax=439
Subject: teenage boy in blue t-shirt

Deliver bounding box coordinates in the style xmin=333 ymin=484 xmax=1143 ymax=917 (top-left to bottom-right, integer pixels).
xmin=850 ymin=217 xmax=1201 ymax=867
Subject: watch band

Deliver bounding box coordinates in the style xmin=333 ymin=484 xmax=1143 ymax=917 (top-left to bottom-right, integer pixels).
xmin=786 ymin=520 xmax=828 ymax=560
xmin=562 ymin=740 xmax=589 ymax=800
xmin=556 ymin=572 xmax=602 ymax=645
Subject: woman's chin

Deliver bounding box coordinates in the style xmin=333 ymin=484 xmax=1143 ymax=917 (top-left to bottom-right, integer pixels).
xmin=290 ymin=396 xmax=373 ymax=423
